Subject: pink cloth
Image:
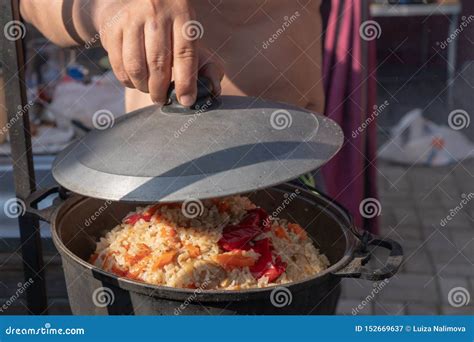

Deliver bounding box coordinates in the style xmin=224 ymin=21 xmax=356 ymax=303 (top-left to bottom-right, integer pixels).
xmin=322 ymin=0 xmax=379 ymax=233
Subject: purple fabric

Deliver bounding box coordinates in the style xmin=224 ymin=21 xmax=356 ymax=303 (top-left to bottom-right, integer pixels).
xmin=321 ymin=0 xmax=379 ymax=233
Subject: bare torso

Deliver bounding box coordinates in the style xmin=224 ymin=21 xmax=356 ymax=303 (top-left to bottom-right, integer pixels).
xmin=126 ymin=0 xmax=324 ymax=114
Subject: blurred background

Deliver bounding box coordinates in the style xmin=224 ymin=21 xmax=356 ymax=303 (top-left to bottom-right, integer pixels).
xmin=0 ymin=0 xmax=472 ymax=315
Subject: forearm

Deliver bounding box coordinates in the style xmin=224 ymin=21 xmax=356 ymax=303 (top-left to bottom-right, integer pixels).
xmin=20 ymin=0 xmax=104 ymax=47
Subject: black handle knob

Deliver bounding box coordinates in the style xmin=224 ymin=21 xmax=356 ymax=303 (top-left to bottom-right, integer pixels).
xmin=163 ymin=76 xmax=218 ymax=114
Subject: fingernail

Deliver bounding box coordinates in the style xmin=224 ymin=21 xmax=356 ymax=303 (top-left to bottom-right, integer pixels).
xmin=152 ymin=99 xmax=165 ymax=106
xmin=179 ymin=95 xmax=195 ymax=107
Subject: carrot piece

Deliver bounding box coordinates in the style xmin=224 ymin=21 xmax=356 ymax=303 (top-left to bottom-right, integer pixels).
xmin=111 ymin=264 xmax=128 ymax=277
xmin=216 ymin=251 xmax=256 ymax=269
xmin=89 ymin=253 xmax=99 ymax=264
xmin=212 ymin=199 xmax=230 ymax=213
xmin=125 ymin=243 xmax=152 ymax=264
xmin=288 ymin=223 xmax=307 ymax=240
xmin=185 ymin=244 xmax=201 ymax=258
xmin=274 ymin=226 xmax=290 ymax=240
xmin=152 ymin=250 xmax=177 ymax=270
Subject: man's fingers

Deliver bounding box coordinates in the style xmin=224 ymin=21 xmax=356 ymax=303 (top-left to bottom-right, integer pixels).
xmin=173 ymin=18 xmax=199 ymax=106
xmin=145 ymin=20 xmax=172 ymax=104
xmin=123 ymin=24 xmax=149 ymax=93
xmin=104 ymin=29 xmax=133 ymax=88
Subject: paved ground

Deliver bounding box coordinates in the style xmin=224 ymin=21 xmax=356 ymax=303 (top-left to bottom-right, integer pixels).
xmin=337 ymin=63 xmax=474 ymax=315
xmin=337 ymin=159 xmax=474 ymax=315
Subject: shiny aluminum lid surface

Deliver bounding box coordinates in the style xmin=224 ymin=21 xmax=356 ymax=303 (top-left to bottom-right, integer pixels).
xmin=52 ymin=95 xmax=343 ymax=202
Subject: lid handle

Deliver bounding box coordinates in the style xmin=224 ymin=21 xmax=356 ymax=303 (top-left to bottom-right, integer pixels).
xmin=163 ymin=76 xmax=218 ymax=114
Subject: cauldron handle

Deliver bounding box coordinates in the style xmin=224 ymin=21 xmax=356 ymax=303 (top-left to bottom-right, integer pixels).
xmin=25 ymin=186 xmax=67 ymax=223
xmin=333 ymin=231 xmax=403 ymax=281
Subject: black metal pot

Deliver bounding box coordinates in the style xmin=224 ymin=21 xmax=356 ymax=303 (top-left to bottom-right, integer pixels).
xmin=26 ymin=183 xmax=402 ymax=315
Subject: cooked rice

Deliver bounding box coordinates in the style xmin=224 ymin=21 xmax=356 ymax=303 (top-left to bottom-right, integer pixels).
xmin=89 ymin=196 xmax=329 ymax=290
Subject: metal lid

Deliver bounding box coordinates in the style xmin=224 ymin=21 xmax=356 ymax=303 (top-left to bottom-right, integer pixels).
xmin=52 ymin=80 xmax=343 ymax=202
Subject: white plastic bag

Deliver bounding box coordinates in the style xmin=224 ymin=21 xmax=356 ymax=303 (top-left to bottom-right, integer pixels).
xmin=378 ymin=109 xmax=474 ymax=166
xmin=49 ymin=71 xmax=125 ymax=129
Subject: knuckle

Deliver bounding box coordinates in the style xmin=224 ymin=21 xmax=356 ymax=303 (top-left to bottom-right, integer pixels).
xmin=174 ymin=46 xmax=197 ymax=60
xmin=148 ymin=52 xmax=171 ymax=71
xmin=114 ymin=70 xmax=131 ymax=84
xmin=125 ymin=61 xmax=147 ymax=78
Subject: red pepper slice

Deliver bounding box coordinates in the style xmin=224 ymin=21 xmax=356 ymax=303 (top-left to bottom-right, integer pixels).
xmin=261 ymin=256 xmax=286 ymax=282
xmin=218 ymin=225 xmax=262 ymax=251
xmin=123 ymin=204 xmax=160 ymax=224
xmin=249 ymin=238 xmax=272 ymax=277
xmin=249 ymin=238 xmax=286 ymax=282
xmin=123 ymin=213 xmax=141 ymax=225
xmin=218 ymin=208 xmax=270 ymax=251
xmin=141 ymin=204 xmax=160 ymax=222
xmin=241 ymin=208 xmax=271 ymax=231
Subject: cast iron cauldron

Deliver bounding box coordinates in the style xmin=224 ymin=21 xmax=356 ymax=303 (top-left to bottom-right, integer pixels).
xmin=26 ymin=183 xmax=402 ymax=315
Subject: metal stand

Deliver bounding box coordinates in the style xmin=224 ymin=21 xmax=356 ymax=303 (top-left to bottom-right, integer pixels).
xmin=0 ymin=0 xmax=47 ymax=314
